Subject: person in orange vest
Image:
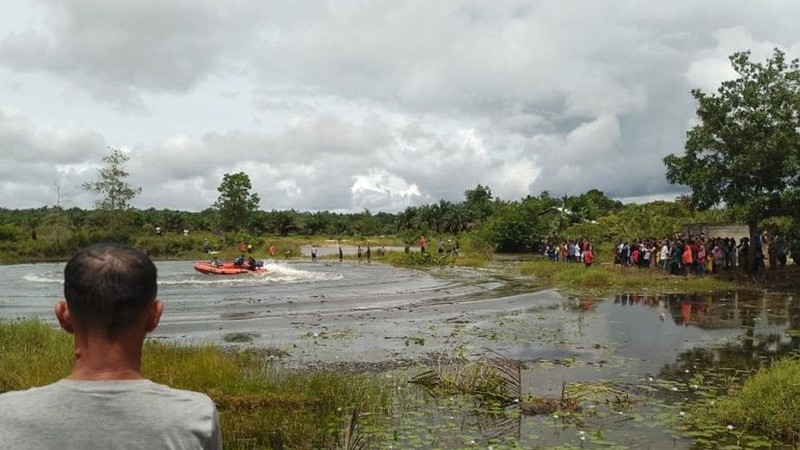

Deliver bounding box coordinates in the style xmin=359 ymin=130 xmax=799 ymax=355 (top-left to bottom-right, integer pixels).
xmin=419 ymin=236 xmax=427 ymax=254
xmin=682 ymin=241 xmax=694 ymax=274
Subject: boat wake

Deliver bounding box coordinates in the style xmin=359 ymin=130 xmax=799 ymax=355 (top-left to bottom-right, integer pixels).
xmin=22 ymin=274 xmax=63 ymax=284
xmin=158 ymin=262 xmax=342 ymax=286
xmin=21 ymin=261 xmax=342 ymax=287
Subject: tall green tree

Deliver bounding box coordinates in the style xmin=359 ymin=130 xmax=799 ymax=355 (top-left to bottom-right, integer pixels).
xmin=563 ymin=189 xmax=622 ymax=221
xmin=464 ymin=184 xmax=494 ymax=225
xmin=664 ymin=48 xmax=800 ymax=270
xmin=82 ymin=148 xmax=141 ymax=231
xmin=214 ymin=172 xmax=260 ymax=231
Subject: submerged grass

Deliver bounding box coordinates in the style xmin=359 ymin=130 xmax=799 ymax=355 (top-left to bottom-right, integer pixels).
xmin=520 ymin=258 xmax=740 ymax=295
xmin=0 ymin=319 xmax=391 ymax=450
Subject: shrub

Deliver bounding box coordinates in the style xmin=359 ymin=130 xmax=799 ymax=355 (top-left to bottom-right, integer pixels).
xmin=0 ymin=224 xmax=23 ymax=242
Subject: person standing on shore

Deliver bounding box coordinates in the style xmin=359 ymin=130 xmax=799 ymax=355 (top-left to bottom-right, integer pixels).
xmin=420 ymin=236 xmax=427 ymax=254
xmin=0 ymin=242 xmax=222 ymax=449
xmin=583 ymin=245 xmax=594 ymax=267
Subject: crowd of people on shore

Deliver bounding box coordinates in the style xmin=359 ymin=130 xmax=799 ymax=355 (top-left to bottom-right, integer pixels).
xmin=542 ymin=232 xmax=794 ymax=274
xmin=611 ymin=232 xmax=793 ymax=275
xmin=543 ymin=239 xmax=596 ymax=267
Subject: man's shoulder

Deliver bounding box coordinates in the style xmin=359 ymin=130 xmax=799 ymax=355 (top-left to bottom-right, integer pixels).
xmin=140 ymin=380 xmax=216 ymax=405
xmin=0 ymin=379 xmax=214 ymax=408
xmin=0 ymin=381 xmax=62 ymax=403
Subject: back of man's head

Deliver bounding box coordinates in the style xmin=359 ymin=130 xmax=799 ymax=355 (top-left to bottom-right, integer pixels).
xmin=64 ymin=242 xmax=157 ymax=336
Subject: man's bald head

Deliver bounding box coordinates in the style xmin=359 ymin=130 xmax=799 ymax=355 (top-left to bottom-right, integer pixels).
xmin=64 ymin=243 xmax=157 ymax=336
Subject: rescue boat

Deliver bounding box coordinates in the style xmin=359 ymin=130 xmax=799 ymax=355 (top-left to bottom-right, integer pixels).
xmin=193 ymin=261 xmax=268 ymax=275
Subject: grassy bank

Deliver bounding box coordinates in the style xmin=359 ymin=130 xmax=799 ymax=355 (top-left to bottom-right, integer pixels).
xmin=0 ymin=319 xmax=391 ymax=449
xmin=519 ymin=257 xmax=742 ymax=295
xmin=680 ymin=358 xmax=800 ymax=447
xmin=716 ymin=358 xmax=800 ymax=443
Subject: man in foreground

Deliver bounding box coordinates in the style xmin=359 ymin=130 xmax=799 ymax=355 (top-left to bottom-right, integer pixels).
xmin=0 ymin=242 xmax=222 ymax=449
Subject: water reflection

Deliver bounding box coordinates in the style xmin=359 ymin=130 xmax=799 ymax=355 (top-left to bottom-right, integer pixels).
xmin=610 ymin=292 xmax=800 ymax=373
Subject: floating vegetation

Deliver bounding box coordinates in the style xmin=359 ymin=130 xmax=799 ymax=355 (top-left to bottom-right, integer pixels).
xmin=223 ymin=332 xmax=259 ymax=343
xmin=410 ymin=349 xmax=522 ymax=404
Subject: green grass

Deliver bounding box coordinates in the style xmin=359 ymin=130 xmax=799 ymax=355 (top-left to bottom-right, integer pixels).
xmin=0 ymin=320 xmax=391 ymax=449
xmin=520 ymin=257 xmax=739 ymax=295
xmin=715 ymin=358 xmax=800 ymax=443
xmin=385 ymin=250 xmax=489 ymax=268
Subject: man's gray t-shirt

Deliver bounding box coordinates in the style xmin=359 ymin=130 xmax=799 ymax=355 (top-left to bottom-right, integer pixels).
xmin=0 ymin=379 xmax=222 ymax=449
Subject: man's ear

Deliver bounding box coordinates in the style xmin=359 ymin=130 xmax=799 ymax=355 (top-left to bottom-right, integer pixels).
xmin=145 ymin=300 xmax=164 ymax=333
xmin=55 ymin=300 xmax=74 ymax=334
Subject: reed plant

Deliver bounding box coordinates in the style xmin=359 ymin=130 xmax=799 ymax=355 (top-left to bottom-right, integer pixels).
xmin=0 ymin=319 xmax=391 ymax=450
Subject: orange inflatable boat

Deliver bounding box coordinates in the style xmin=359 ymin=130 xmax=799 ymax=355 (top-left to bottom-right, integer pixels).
xmin=194 ymin=261 xmax=269 ymax=275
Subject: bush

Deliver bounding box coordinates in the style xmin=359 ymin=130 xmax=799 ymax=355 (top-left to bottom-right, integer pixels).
xmin=0 ymin=224 xmax=23 ymax=242
xmin=387 ymin=251 xmax=451 ymax=267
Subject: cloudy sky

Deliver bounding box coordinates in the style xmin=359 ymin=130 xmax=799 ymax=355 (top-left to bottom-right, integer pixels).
xmin=1 ymin=1 xmax=798 ymax=212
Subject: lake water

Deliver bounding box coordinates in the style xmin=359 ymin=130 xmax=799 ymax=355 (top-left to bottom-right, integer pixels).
xmin=2 ymin=260 xmax=798 ymax=448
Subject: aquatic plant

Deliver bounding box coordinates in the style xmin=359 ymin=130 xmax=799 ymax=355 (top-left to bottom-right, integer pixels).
xmin=410 ymin=350 xmax=521 ymax=403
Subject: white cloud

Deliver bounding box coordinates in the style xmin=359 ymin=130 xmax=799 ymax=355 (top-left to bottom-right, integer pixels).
xmin=0 ymin=0 xmax=799 ymax=211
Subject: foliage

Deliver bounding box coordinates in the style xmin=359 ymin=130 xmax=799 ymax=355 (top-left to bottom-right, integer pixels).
xmin=563 ymin=189 xmax=623 ymax=221
xmin=463 ymin=184 xmax=495 ymax=225
xmin=480 ymin=194 xmax=559 ymax=252
xmin=214 ymin=172 xmax=260 ymax=231
xmin=386 ymin=251 xmax=457 ymax=267
xmin=82 ymin=148 xmax=141 ymax=230
xmin=664 ymin=48 xmax=800 ymax=265
xmin=0 ymin=319 xmax=391 ymax=450
xmin=716 ymin=358 xmax=800 ymax=443
xmin=0 ymin=224 xmax=23 ymax=242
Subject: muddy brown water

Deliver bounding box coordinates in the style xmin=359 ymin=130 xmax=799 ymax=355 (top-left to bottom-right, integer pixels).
xmin=2 ymin=260 xmax=798 ymax=448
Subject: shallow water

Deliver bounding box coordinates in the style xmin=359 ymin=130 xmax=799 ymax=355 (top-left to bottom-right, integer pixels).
xmin=1 ymin=260 xmax=798 ymax=448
